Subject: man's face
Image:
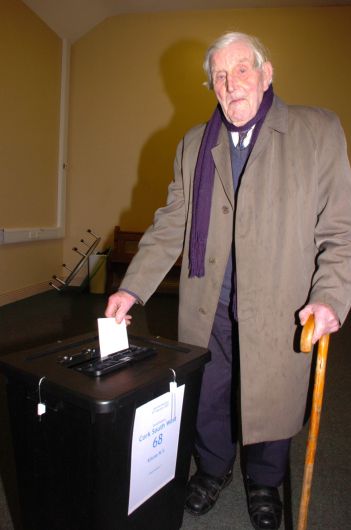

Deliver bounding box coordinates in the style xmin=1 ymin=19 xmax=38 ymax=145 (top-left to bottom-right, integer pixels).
xmin=211 ymin=41 xmax=273 ymax=126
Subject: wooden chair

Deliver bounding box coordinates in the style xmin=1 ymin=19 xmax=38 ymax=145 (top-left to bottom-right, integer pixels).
xmin=107 ymin=226 xmax=181 ymax=294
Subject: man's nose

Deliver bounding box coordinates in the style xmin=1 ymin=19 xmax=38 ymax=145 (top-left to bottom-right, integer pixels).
xmin=226 ymin=74 xmax=240 ymax=92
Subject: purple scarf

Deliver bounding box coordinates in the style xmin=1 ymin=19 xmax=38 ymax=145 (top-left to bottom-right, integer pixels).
xmin=189 ymin=84 xmax=274 ymax=277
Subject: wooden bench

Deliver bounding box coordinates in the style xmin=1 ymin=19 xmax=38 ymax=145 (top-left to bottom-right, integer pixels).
xmin=107 ymin=226 xmax=181 ymax=294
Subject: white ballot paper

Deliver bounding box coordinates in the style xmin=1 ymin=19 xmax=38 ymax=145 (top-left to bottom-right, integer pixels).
xmin=128 ymin=383 xmax=185 ymax=514
xmin=97 ymin=317 xmax=129 ymax=358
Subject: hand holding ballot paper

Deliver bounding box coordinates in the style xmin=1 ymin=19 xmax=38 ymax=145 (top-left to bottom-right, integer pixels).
xmin=105 ymin=289 xmax=137 ymax=323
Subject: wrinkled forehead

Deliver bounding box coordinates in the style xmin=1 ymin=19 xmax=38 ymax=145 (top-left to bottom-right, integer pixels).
xmin=211 ymin=41 xmax=256 ymax=72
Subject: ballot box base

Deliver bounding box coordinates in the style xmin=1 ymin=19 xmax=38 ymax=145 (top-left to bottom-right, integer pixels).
xmin=0 ymin=332 xmax=210 ymax=530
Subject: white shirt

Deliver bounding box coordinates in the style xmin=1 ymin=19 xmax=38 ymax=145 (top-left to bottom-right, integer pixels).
xmin=230 ymin=125 xmax=255 ymax=148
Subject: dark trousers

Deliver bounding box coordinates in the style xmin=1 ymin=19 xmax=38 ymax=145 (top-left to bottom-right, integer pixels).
xmin=195 ymin=301 xmax=290 ymax=487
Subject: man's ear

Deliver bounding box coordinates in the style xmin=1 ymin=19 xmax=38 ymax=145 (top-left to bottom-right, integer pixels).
xmin=262 ymin=61 xmax=273 ymax=90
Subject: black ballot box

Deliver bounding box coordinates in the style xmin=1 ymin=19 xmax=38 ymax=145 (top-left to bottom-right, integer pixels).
xmin=0 ymin=332 xmax=210 ymax=530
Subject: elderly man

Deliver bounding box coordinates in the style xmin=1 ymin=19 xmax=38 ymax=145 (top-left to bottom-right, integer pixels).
xmin=106 ymin=32 xmax=351 ymax=529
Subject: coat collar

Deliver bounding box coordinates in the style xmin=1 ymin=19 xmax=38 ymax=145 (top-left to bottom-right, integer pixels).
xmin=264 ymin=95 xmax=288 ymax=133
xmin=247 ymin=95 xmax=288 ymax=166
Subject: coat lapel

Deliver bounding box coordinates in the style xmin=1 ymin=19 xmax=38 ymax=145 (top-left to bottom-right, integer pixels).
xmin=211 ymin=125 xmax=234 ymax=208
xmin=247 ymin=96 xmax=288 ymax=168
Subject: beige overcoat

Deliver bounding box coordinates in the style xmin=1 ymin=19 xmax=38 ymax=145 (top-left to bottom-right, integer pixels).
xmin=121 ymin=96 xmax=351 ymax=444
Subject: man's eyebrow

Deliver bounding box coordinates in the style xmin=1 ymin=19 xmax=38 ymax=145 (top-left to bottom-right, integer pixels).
xmin=211 ymin=57 xmax=253 ymax=74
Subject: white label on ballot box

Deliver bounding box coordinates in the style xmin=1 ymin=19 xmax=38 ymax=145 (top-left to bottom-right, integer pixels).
xmin=128 ymin=383 xmax=185 ymax=514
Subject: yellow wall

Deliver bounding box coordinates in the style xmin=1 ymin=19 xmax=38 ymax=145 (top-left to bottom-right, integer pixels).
xmin=2 ymin=4 xmax=351 ymax=301
xmin=0 ymin=0 xmax=62 ymax=299
xmin=67 ymin=6 xmax=351 ymax=264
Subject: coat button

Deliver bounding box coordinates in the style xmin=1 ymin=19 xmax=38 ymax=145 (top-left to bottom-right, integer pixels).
xmin=199 ymin=307 xmax=206 ymax=315
xmin=209 ymin=257 xmax=216 ymax=264
xmin=222 ymin=206 xmax=229 ymax=214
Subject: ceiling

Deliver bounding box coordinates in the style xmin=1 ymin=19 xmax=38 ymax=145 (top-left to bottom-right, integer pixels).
xmin=22 ymin=0 xmax=351 ymax=42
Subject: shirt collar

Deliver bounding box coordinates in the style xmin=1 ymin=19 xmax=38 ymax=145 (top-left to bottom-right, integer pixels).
xmin=230 ymin=125 xmax=255 ymax=148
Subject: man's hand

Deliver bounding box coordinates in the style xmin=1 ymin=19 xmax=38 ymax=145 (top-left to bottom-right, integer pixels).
xmin=299 ymin=302 xmax=340 ymax=344
xmin=105 ymin=291 xmax=137 ymax=324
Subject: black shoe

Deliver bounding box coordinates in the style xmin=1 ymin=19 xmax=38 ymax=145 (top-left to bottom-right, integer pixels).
xmin=184 ymin=469 xmax=233 ymax=516
xmin=245 ymin=477 xmax=282 ymax=530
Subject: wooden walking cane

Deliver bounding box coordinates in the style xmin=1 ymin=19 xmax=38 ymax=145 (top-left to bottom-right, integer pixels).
xmin=297 ymin=314 xmax=330 ymax=530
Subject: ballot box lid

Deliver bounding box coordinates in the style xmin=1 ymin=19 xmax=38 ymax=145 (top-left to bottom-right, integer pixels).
xmin=0 ymin=331 xmax=210 ymax=414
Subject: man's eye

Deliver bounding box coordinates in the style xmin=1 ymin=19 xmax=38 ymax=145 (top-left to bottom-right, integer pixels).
xmin=215 ymin=74 xmax=226 ymax=83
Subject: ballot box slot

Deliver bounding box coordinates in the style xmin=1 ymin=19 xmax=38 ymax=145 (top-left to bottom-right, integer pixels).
xmin=57 ymin=344 xmax=156 ymax=376
xmin=57 ymin=347 xmax=99 ymax=367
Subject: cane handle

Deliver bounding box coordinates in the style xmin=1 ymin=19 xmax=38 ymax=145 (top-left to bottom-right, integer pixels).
xmin=300 ymin=314 xmax=315 ymax=353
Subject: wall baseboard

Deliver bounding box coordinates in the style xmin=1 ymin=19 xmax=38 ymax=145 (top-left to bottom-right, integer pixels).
xmin=0 ymin=282 xmax=51 ymax=307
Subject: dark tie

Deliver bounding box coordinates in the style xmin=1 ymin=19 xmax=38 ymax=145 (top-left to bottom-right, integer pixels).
xmin=238 ymin=130 xmax=248 ymax=150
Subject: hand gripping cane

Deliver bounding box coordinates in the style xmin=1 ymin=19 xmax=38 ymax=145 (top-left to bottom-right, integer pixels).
xmin=297 ymin=314 xmax=330 ymax=530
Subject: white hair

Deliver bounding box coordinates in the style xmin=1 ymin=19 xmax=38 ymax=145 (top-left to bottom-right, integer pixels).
xmin=203 ymin=32 xmax=271 ymax=89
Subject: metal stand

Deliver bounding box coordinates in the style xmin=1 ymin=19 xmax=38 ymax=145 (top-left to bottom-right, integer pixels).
xmin=49 ymin=229 xmax=101 ymax=291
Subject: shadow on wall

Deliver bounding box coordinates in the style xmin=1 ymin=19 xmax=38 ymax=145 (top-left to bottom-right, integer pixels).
xmin=119 ymin=39 xmax=215 ymax=229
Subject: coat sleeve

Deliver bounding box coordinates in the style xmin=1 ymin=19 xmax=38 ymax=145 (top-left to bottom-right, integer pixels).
xmin=119 ymin=138 xmax=188 ymax=304
xmin=308 ymin=110 xmax=351 ymax=324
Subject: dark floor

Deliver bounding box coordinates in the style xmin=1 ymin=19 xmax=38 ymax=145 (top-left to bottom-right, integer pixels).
xmin=0 ymin=289 xmax=350 ymax=529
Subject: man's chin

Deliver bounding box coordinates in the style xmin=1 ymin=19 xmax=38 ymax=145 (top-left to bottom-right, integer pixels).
xmin=228 ymin=115 xmax=249 ymax=127
xmin=226 ymin=106 xmax=250 ymax=126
